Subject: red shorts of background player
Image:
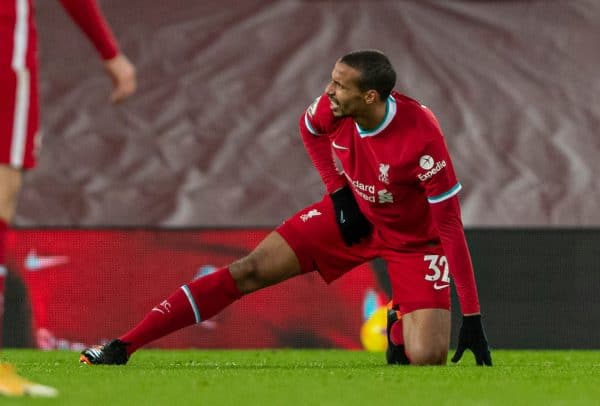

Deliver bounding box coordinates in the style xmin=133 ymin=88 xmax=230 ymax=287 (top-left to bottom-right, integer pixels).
xmin=276 ymin=196 xmax=451 ymax=315
xmin=0 ymin=64 xmax=40 ymax=169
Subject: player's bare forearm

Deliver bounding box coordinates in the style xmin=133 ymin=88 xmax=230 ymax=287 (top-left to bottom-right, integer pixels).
xmin=103 ymin=54 xmax=137 ymax=103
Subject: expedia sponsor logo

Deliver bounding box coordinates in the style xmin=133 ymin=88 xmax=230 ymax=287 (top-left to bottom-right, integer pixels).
xmin=419 ymin=155 xmax=435 ymax=170
xmin=417 ymin=159 xmax=446 ymax=181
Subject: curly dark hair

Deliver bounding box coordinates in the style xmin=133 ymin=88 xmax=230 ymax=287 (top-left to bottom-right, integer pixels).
xmin=340 ymin=50 xmax=396 ymax=100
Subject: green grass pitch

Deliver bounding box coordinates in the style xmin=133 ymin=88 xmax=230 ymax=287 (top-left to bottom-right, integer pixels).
xmin=1 ymin=349 xmax=599 ymax=405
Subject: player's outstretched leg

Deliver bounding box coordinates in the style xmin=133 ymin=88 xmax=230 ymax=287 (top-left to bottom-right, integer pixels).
xmin=79 ymin=231 xmax=302 ymax=365
xmin=79 ymin=339 xmax=129 ymax=365
xmin=386 ymin=304 xmax=410 ymax=365
xmin=80 ymin=266 xmax=242 ymax=365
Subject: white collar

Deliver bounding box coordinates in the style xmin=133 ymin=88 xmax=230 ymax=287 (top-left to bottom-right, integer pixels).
xmin=355 ymin=95 xmax=396 ymax=138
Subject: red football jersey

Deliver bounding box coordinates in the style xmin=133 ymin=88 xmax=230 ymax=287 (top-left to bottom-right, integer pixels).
xmin=300 ymin=91 xmax=481 ymax=314
xmin=302 ymin=91 xmax=462 ymax=248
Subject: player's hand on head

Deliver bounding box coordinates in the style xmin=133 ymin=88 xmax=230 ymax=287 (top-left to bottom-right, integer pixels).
xmin=103 ymin=53 xmax=137 ymax=103
xmin=330 ymin=186 xmax=372 ymax=246
xmin=451 ymin=314 xmax=492 ymax=366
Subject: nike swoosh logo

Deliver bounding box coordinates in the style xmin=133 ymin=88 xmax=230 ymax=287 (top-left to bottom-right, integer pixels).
xmin=332 ymin=141 xmax=349 ymax=150
xmin=25 ymin=250 xmax=69 ymax=271
xmin=339 ymin=209 xmax=346 ymax=224
xmin=433 ymin=282 xmax=450 ymax=290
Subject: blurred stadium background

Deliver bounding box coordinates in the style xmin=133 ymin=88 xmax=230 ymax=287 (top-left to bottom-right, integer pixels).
xmin=3 ymin=0 xmax=599 ymax=350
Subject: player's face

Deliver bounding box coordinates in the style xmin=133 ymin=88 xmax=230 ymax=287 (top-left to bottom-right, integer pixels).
xmin=325 ymin=62 xmax=367 ymax=118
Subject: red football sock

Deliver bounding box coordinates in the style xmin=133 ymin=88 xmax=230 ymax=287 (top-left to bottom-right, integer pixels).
xmin=390 ymin=315 xmax=411 ymax=364
xmin=0 ymin=219 xmax=7 ymax=346
xmin=390 ymin=314 xmax=404 ymax=346
xmin=119 ymin=267 xmax=242 ymax=354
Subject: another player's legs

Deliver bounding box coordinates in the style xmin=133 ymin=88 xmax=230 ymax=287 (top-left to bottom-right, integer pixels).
xmin=0 ymin=166 xmax=24 ymax=345
xmin=80 ymin=231 xmax=303 ymax=365
xmin=1 ymin=60 xmax=40 ymax=346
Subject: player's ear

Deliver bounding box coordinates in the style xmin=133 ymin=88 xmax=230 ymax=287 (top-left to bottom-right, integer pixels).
xmin=364 ymin=89 xmax=378 ymax=105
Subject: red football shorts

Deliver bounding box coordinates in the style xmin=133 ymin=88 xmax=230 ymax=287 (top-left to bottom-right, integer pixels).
xmin=0 ymin=64 xmax=40 ymax=169
xmin=276 ymin=196 xmax=451 ymax=315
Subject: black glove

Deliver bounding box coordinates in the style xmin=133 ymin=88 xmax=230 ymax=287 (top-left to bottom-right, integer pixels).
xmin=451 ymin=315 xmax=492 ymax=366
xmin=330 ymin=186 xmax=372 ymax=246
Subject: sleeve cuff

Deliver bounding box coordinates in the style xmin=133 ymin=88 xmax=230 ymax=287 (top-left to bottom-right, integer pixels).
xmin=427 ymin=182 xmax=462 ymax=204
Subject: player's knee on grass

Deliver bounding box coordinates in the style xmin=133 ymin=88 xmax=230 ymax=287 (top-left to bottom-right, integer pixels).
xmin=401 ymin=309 xmax=451 ymax=365
xmin=405 ymin=342 xmax=448 ymax=365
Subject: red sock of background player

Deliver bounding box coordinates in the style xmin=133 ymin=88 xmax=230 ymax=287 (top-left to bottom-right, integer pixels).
xmin=0 ymin=219 xmax=7 ymax=346
xmin=390 ymin=316 xmax=411 ymax=364
xmin=119 ymin=267 xmax=242 ymax=355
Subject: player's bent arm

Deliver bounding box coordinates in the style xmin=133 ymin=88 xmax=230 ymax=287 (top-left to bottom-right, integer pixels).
xmin=428 ymin=195 xmax=480 ymax=315
xmin=59 ymin=0 xmax=136 ymax=102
